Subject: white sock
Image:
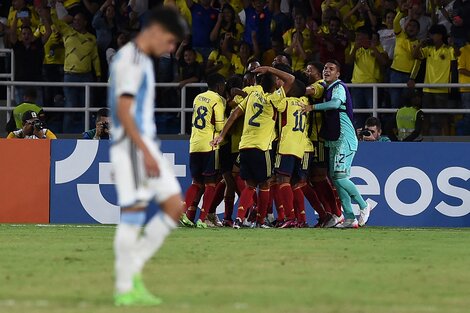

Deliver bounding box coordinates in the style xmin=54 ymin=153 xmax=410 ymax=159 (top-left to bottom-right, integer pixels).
xmin=134 ymin=212 xmax=177 ymax=273
xmin=114 ymin=223 xmax=141 ymax=294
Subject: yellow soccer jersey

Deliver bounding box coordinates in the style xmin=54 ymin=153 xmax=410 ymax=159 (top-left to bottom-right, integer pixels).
xmin=238 ymin=85 xmax=287 ymax=151
xmin=420 ymin=45 xmax=456 ymax=93
xmin=278 ymin=96 xmax=308 ymax=159
xmin=304 ymin=112 xmax=314 ymax=153
xmin=190 ymin=90 xmax=226 ymax=153
xmin=230 ymin=94 xmax=245 ymax=153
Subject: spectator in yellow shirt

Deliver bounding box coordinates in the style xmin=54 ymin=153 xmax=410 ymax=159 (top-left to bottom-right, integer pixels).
xmin=7 ymin=0 xmax=39 ymax=38
xmin=458 ymin=35 xmax=470 ymax=134
xmin=206 ymin=34 xmax=244 ymax=78
xmin=209 ymin=4 xmax=244 ymax=45
xmin=346 ymin=26 xmax=389 ymax=126
xmin=51 ymin=7 xmax=101 ymax=133
xmin=283 ymin=11 xmax=315 ymax=71
xmin=389 ymin=1 xmax=420 ymax=108
xmin=413 ymin=24 xmax=456 ymax=135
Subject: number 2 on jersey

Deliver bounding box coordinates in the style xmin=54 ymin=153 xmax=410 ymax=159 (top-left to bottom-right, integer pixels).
xmin=248 ymin=103 xmax=263 ymax=127
xmin=194 ymin=106 xmax=208 ymax=129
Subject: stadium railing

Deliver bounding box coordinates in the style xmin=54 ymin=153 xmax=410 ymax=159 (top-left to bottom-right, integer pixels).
xmin=1 ymin=80 xmax=470 ymax=134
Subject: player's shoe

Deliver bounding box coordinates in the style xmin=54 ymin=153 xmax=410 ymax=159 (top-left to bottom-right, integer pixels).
xmin=266 ymin=213 xmax=276 ymax=225
xmin=324 ymin=214 xmax=344 ymax=228
xmin=358 ymin=203 xmax=372 ymax=227
xmin=255 ymin=222 xmax=271 ymax=229
xmin=195 ymin=219 xmax=207 ymax=229
xmin=207 ymin=213 xmax=223 ymax=227
xmin=114 ymin=276 xmax=162 ymax=307
xmin=296 ymin=221 xmax=309 ymax=228
xmin=242 ymin=218 xmax=254 ymax=228
xmin=279 ymin=219 xmax=297 ymax=229
xmin=233 ymin=217 xmax=243 ymax=229
xmin=222 ymin=219 xmax=233 ymax=227
xmin=179 ymin=213 xmax=194 ymax=227
xmin=335 ymin=218 xmax=359 ymax=229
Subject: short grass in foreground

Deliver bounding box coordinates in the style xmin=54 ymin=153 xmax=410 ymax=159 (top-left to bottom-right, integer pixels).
xmin=1 ymin=225 xmax=470 ymax=313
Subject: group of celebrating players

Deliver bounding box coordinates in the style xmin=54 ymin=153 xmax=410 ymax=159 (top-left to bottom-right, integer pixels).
xmin=180 ymin=57 xmax=372 ymax=229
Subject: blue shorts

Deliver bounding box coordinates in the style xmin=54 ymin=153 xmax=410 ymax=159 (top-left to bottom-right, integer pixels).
xmin=190 ymin=151 xmax=219 ymax=181
xmin=274 ymin=154 xmax=302 ymax=180
xmin=239 ymin=148 xmax=272 ymax=184
xmin=329 ymin=142 xmax=355 ymax=179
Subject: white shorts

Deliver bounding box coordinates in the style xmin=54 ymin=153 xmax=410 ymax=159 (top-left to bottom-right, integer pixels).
xmin=110 ymin=137 xmax=181 ymax=208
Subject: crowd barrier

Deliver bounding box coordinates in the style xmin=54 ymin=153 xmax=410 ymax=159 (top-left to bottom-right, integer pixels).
xmin=1 ymin=139 xmax=469 ymax=227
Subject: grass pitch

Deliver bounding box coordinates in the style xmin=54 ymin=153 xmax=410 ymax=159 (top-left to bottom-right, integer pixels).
xmin=1 ymin=225 xmax=470 ymax=313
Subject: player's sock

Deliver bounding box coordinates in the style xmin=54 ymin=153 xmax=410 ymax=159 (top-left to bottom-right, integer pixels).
xmin=224 ymin=194 xmax=234 ymax=220
xmin=256 ymin=189 xmax=270 ymax=224
xmin=335 ymin=177 xmax=368 ymax=209
xmin=316 ymin=179 xmax=342 ymax=217
xmin=279 ymin=183 xmax=295 ymax=220
xmin=134 ymin=211 xmax=177 ymax=274
xmin=234 ymin=174 xmax=245 ymax=196
xmin=293 ymin=187 xmax=307 ymax=223
xmin=184 ymin=183 xmax=201 ymax=220
xmin=114 ymin=211 xmax=145 ymax=294
xmin=267 ymin=187 xmax=274 ymax=215
xmin=271 ymin=183 xmax=284 ymax=221
xmin=209 ymin=181 xmax=225 ymax=214
xmin=236 ymin=187 xmax=255 ymax=220
xmin=199 ymin=184 xmax=216 ymax=221
xmin=301 ymin=184 xmax=327 ymax=221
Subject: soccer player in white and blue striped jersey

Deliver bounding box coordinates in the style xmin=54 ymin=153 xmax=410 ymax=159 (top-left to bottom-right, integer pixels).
xmin=108 ymin=7 xmax=188 ymax=307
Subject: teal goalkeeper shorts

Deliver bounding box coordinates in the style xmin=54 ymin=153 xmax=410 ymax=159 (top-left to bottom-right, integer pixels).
xmin=328 ymin=141 xmax=356 ymax=179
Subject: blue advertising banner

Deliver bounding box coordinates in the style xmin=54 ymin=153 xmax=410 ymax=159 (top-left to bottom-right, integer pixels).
xmin=50 ymin=140 xmax=470 ymax=227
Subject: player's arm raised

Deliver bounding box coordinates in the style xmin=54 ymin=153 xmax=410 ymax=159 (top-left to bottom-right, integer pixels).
xmin=252 ymin=66 xmax=295 ymax=93
xmin=117 ymin=96 xmax=160 ymax=177
xmin=211 ymin=97 xmax=246 ymax=147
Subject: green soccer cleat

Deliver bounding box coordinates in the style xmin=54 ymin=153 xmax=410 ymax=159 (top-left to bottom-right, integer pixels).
xmin=195 ymin=219 xmax=207 ymax=229
xmin=179 ymin=213 xmax=195 ymax=227
xmin=114 ymin=288 xmax=162 ymax=307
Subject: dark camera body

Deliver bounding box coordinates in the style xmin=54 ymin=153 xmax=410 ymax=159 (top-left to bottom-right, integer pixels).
xmin=360 ymin=129 xmax=371 ymax=137
xmin=34 ymin=120 xmax=46 ymax=130
xmin=102 ymin=122 xmax=109 ymax=130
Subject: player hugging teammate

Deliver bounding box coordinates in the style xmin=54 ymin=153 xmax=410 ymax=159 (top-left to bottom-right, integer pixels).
xmin=182 ymin=59 xmax=372 ymax=229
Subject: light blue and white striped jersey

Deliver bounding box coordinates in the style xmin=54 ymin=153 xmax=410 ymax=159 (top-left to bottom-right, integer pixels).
xmin=108 ymin=42 xmax=156 ymax=142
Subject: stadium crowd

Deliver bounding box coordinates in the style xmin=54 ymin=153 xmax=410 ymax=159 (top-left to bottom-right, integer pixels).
xmin=0 ymin=0 xmax=470 ymax=136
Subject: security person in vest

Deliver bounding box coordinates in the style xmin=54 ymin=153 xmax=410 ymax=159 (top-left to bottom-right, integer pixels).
xmin=394 ymin=89 xmax=424 ymax=141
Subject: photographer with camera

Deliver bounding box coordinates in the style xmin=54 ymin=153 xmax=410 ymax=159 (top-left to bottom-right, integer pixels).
xmin=357 ymin=116 xmax=391 ymax=142
xmin=83 ymin=108 xmax=110 ymax=139
xmin=6 ymin=110 xmax=57 ymax=139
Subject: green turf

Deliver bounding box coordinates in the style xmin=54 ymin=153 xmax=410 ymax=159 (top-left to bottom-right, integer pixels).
xmin=1 ymin=225 xmax=470 ymax=313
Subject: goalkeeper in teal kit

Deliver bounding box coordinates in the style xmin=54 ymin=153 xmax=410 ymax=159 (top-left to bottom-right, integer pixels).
xmin=303 ymin=60 xmax=371 ymax=228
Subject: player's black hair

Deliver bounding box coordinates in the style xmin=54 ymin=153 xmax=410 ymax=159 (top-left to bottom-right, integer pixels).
xmin=207 ymin=73 xmax=226 ymax=90
xmin=307 ymin=61 xmax=325 ymax=74
xmin=325 ymin=59 xmax=341 ymax=71
xmin=287 ymin=79 xmax=306 ymax=98
xmin=143 ymin=6 xmax=189 ymax=41
xmin=294 ymin=71 xmax=310 ymax=86
xmin=257 ymin=73 xmax=276 ymax=93
xmin=226 ymin=75 xmax=243 ymax=91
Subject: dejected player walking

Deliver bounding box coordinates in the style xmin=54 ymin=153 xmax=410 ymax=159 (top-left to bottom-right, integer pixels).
xmin=108 ymin=7 xmax=188 ymax=306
